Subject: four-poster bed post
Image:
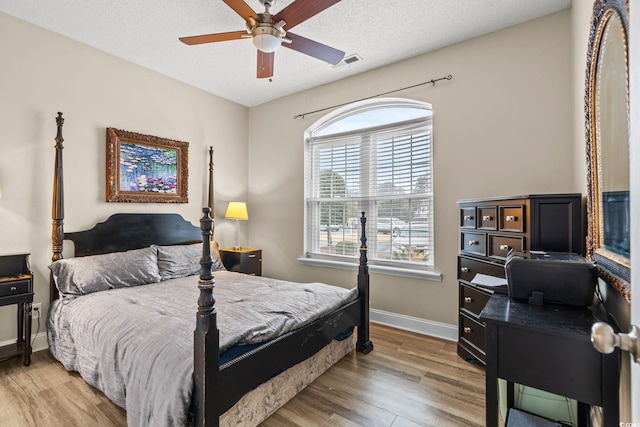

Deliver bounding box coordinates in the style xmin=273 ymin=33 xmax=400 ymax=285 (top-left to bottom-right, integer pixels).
xmin=356 ymin=213 xmax=373 ymax=354
xmin=51 ymin=112 xmax=65 ymax=302
xmin=207 ymin=147 xmax=214 ymax=216
xmin=194 ymin=207 xmax=219 ymax=426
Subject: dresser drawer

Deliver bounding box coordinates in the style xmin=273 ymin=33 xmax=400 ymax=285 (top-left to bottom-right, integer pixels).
xmin=459 ymin=313 xmax=486 ymax=360
xmin=0 ymin=279 xmax=30 ymax=297
xmin=460 ymin=207 xmax=476 ymax=229
xmin=460 ymin=283 xmax=491 ymax=317
xmin=457 ymin=194 xmax=583 ymax=367
xmin=478 ymin=206 xmax=497 ymax=230
xmin=458 ymin=256 xmax=505 ymax=282
xmin=488 ymin=235 xmax=524 ymax=259
xmin=499 ymin=205 xmax=525 ymax=232
xmin=461 ymin=232 xmax=486 ymax=256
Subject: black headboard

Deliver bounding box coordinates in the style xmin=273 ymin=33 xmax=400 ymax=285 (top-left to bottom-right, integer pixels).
xmin=65 ymin=213 xmax=202 ymax=257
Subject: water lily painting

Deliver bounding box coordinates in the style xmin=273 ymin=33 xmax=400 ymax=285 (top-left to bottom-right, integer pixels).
xmin=106 ymin=128 xmax=188 ymax=203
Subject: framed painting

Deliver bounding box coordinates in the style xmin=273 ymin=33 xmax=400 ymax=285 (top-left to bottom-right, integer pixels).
xmin=106 ymin=128 xmax=188 ymax=203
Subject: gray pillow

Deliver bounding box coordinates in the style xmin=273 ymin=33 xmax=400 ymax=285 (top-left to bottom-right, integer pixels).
xmin=154 ymin=242 xmax=225 ymax=281
xmin=49 ymin=246 xmax=161 ymax=296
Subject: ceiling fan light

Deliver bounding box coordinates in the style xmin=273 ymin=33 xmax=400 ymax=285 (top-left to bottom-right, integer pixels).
xmin=252 ymin=26 xmax=282 ymax=53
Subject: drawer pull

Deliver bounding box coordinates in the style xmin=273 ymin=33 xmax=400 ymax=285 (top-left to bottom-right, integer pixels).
xmin=500 ymin=244 xmax=511 ymax=251
xmin=468 ymin=240 xmax=479 ymax=246
xmin=482 ymin=215 xmax=492 ymax=221
xmin=10 ymin=286 xmax=17 ymax=291
xmin=463 ymin=215 xmax=473 ymax=221
xmin=247 ymin=254 xmax=256 ymax=258
xmin=505 ymin=215 xmax=517 ymax=222
xmin=460 ymin=267 xmax=469 ymax=273
xmin=464 ymin=296 xmax=473 ymax=303
xmin=463 ymin=326 xmax=472 ymax=334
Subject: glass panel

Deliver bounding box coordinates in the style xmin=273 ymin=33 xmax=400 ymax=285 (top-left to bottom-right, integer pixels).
xmin=316 ymin=107 xmax=431 ymax=136
xmin=595 ymin=12 xmax=630 ymax=258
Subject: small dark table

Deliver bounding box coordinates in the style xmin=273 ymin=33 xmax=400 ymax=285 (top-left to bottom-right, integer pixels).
xmin=0 ymin=254 xmax=33 ymax=366
xmin=480 ymin=293 xmax=620 ymax=427
xmin=219 ymin=248 xmax=262 ymax=276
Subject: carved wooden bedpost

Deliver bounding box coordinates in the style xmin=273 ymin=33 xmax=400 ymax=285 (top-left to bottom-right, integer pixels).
xmin=194 ymin=207 xmax=219 ymax=427
xmin=51 ymin=112 xmax=65 ymax=302
xmin=208 ymin=147 xmax=215 ymax=238
xmin=208 ymin=147 xmax=214 ymax=214
xmin=356 ymin=212 xmax=373 ymax=353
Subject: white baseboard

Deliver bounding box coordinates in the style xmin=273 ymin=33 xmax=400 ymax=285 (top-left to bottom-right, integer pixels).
xmin=0 ymin=331 xmax=48 ymax=354
xmin=370 ymin=309 xmax=458 ymax=342
xmin=32 ymin=331 xmax=49 ymax=352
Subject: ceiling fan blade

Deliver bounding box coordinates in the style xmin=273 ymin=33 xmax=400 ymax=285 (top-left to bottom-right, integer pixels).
xmin=274 ymin=0 xmax=341 ymax=30
xmin=223 ymin=0 xmax=259 ymax=22
xmin=257 ymin=51 xmax=274 ymax=79
xmin=283 ymin=32 xmax=344 ymax=65
xmin=179 ymin=30 xmax=247 ymax=45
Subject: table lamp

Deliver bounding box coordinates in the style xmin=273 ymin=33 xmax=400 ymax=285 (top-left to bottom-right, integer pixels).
xmin=225 ymin=202 xmax=248 ymax=250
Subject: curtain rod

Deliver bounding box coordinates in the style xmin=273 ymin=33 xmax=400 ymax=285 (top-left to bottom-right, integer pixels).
xmin=293 ymin=74 xmax=452 ymax=119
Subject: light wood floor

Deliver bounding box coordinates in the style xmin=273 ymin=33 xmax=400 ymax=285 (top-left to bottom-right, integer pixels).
xmin=0 ymin=324 xmax=486 ymax=426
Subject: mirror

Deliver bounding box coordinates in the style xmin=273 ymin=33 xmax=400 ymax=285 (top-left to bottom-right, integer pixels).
xmin=586 ymin=0 xmax=630 ymax=301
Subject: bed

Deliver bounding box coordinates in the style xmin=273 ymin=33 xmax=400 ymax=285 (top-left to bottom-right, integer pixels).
xmin=47 ymin=112 xmax=373 ymax=427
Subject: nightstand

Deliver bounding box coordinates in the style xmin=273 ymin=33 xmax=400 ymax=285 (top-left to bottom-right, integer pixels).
xmin=220 ymin=248 xmax=262 ymax=276
xmin=0 ymin=254 xmax=33 ymax=366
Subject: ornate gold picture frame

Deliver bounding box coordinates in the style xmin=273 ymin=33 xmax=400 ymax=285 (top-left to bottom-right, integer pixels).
xmin=106 ymin=128 xmax=189 ymax=203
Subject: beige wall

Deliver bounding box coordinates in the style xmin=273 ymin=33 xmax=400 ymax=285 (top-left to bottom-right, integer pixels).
xmin=248 ymin=10 xmax=575 ymax=326
xmin=0 ymin=12 xmax=249 ymax=342
xmin=572 ymin=1 xmax=592 ymax=197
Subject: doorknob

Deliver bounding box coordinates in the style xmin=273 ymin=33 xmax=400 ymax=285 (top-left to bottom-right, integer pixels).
xmin=591 ymin=322 xmax=639 ymax=363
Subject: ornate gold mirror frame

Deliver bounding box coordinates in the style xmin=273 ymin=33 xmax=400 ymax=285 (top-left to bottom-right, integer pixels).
xmin=585 ymin=0 xmax=631 ymax=301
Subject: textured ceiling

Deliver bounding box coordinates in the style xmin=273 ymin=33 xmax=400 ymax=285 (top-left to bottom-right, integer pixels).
xmin=0 ymin=0 xmax=571 ymax=107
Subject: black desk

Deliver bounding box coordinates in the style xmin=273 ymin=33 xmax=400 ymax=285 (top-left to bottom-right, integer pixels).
xmin=480 ymin=294 xmax=620 ymax=427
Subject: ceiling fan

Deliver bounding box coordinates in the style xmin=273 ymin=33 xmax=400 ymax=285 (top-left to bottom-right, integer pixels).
xmin=179 ymin=0 xmax=345 ymax=79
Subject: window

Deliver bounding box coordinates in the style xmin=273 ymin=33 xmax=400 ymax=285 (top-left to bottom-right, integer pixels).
xmin=302 ymin=98 xmax=437 ymax=279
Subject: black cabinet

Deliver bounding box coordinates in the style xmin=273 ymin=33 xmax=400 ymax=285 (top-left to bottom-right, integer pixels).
xmin=0 ymin=253 xmax=33 ymax=366
xmin=220 ymin=248 xmax=262 ymax=276
xmin=456 ymin=194 xmax=582 ymax=364
xmin=481 ymin=293 xmax=619 ymax=426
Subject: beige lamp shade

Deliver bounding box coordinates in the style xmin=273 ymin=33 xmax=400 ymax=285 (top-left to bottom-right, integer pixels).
xmin=225 ymin=202 xmax=248 ymax=220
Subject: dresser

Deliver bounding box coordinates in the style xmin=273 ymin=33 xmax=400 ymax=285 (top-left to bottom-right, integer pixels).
xmin=457 ymin=194 xmax=582 ymax=364
xmin=0 ymin=254 xmax=33 ymax=366
xmin=220 ymin=248 xmax=262 ymax=276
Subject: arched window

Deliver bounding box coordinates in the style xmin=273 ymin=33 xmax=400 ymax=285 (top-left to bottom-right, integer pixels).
xmin=302 ymin=98 xmax=436 ymax=278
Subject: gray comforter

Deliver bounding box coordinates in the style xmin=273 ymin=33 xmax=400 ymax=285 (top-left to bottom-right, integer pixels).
xmin=47 ymin=271 xmax=357 ymax=426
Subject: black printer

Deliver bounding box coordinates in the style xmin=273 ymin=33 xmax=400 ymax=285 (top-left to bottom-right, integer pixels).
xmin=505 ymin=250 xmax=597 ymax=306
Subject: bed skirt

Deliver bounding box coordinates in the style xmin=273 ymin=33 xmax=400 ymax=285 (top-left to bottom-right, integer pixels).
xmin=220 ymin=336 xmax=354 ymax=426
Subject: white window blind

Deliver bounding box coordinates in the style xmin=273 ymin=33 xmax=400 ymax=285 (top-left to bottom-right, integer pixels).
xmin=304 ymin=103 xmax=434 ymax=270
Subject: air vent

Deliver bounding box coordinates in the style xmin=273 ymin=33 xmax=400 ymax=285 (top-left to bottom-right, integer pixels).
xmin=335 ymin=54 xmax=363 ymax=67
xmin=344 ymin=54 xmax=361 ymax=64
